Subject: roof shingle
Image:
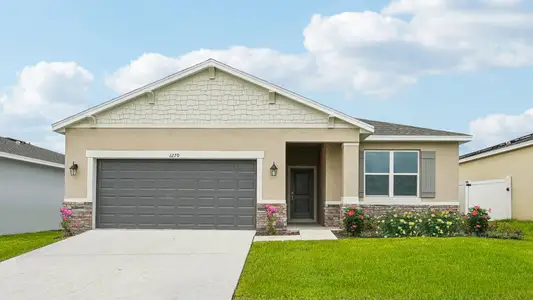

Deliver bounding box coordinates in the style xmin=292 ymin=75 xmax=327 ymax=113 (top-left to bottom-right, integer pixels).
xmin=460 ymin=133 xmax=533 ymax=160
xmin=0 ymin=137 xmax=65 ymax=165
xmin=357 ymin=118 xmax=470 ymax=137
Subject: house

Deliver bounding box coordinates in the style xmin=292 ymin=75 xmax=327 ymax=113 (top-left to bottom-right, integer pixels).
xmin=459 ymin=133 xmax=533 ymax=220
xmin=0 ymin=137 xmax=65 ymax=234
xmin=51 ymin=59 xmax=471 ymax=231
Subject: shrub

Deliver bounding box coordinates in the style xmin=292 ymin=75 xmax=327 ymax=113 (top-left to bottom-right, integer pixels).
xmin=466 ymin=206 xmax=491 ymax=235
xmin=341 ymin=206 xmax=370 ymax=236
xmin=378 ymin=210 xmax=424 ymax=237
xmin=60 ymin=207 xmax=73 ymax=237
xmin=264 ymin=204 xmax=279 ymax=235
xmin=377 ymin=209 xmax=462 ymax=238
xmin=423 ymin=209 xmax=461 ymax=237
xmin=485 ymin=222 xmax=524 ymax=240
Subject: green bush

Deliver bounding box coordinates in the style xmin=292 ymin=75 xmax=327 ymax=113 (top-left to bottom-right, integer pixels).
xmin=377 ymin=209 xmax=463 ymax=238
xmin=485 ymin=222 xmax=524 ymax=240
xmin=341 ymin=206 xmax=371 ymax=236
xmin=422 ymin=209 xmax=461 ymax=237
xmin=466 ymin=206 xmax=491 ymax=235
xmin=378 ymin=211 xmax=425 ymax=237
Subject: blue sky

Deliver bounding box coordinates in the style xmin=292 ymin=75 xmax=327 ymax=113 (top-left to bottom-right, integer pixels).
xmin=1 ymin=0 xmax=533 ymax=153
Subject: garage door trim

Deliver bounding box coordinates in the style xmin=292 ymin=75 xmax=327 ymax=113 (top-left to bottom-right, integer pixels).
xmin=86 ymin=150 xmax=265 ymax=229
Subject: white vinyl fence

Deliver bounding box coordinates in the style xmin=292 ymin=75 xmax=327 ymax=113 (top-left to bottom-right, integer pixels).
xmin=459 ymin=177 xmax=512 ymax=220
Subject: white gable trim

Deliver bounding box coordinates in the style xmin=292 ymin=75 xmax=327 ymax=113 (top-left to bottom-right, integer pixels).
xmin=459 ymin=139 xmax=533 ymax=163
xmin=71 ymin=123 xmax=355 ymax=129
xmin=0 ymin=151 xmax=64 ymax=169
xmin=51 ymin=59 xmax=374 ymax=133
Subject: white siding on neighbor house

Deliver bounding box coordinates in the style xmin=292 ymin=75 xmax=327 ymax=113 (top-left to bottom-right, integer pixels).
xmin=74 ymin=69 xmax=345 ymax=127
xmin=0 ymin=158 xmax=64 ymax=235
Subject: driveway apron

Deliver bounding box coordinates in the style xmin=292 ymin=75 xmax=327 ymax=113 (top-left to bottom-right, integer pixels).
xmin=0 ymin=229 xmax=255 ymax=300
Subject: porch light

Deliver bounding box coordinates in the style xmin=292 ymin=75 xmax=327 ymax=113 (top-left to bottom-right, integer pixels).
xmin=270 ymin=162 xmax=278 ymax=176
xmin=69 ymin=162 xmax=78 ymax=176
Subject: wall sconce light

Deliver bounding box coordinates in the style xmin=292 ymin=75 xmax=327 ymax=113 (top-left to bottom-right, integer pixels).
xmin=69 ymin=161 xmax=79 ymax=176
xmin=270 ymin=162 xmax=278 ymax=176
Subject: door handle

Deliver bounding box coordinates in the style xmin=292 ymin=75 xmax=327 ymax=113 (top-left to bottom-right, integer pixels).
xmin=291 ymin=192 xmax=294 ymax=202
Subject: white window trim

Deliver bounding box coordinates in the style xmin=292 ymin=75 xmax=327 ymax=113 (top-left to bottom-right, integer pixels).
xmin=364 ymin=150 xmax=420 ymax=199
xmin=86 ymin=150 xmax=264 ymax=229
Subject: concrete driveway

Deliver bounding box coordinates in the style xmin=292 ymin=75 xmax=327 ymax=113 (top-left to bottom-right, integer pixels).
xmin=0 ymin=229 xmax=255 ymax=300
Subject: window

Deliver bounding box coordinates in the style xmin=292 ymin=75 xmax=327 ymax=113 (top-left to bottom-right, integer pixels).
xmin=364 ymin=151 xmax=419 ymax=197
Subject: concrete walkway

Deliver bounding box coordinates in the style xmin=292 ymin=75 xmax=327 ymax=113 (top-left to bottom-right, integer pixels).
xmin=254 ymin=229 xmax=337 ymax=242
xmin=0 ymin=229 xmax=255 ymax=300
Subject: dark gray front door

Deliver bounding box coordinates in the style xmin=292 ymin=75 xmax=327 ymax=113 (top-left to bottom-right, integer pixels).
xmin=96 ymin=159 xmax=256 ymax=230
xmin=290 ymin=168 xmax=314 ymax=219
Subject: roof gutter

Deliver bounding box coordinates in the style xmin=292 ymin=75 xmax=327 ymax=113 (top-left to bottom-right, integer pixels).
xmin=364 ymin=135 xmax=473 ymax=144
xmin=0 ymin=151 xmax=64 ymax=169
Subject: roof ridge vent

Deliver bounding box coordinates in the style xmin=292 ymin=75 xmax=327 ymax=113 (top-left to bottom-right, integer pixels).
xmin=5 ymin=137 xmax=28 ymax=145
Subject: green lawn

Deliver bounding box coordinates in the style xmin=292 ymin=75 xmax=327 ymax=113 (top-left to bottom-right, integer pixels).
xmin=235 ymin=224 xmax=533 ymax=300
xmin=0 ymin=231 xmax=63 ymax=262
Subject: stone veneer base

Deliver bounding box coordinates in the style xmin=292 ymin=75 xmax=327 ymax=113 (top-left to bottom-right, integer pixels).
xmin=354 ymin=204 xmax=459 ymax=217
xmin=324 ymin=204 xmax=460 ymax=228
xmin=256 ymin=203 xmax=287 ymax=230
xmin=63 ymin=202 xmax=93 ymax=234
xmin=324 ymin=204 xmax=341 ymax=227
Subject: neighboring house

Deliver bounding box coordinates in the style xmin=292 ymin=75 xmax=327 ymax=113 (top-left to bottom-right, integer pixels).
xmin=0 ymin=137 xmax=65 ymax=235
xmin=51 ymin=59 xmax=471 ymax=231
xmin=459 ymin=134 xmax=533 ymax=220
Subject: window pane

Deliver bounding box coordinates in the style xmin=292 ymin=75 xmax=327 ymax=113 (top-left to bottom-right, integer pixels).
xmin=394 ymin=152 xmax=418 ymax=173
xmin=365 ymin=152 xmax=390 ymax=173
xmin=365 ymin=175 xmax=389 ymax=196
xmin=394 ymin=175 xmax=417 ymax=196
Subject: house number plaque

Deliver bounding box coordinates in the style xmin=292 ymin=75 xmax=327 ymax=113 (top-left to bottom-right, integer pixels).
xmin=168 ymin=153 xmax=180 ymax=158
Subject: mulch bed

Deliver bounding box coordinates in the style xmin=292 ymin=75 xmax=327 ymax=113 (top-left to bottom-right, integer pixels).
xmin=332 ymin=230 xmax=382 ymax=239
xmin=255 ymin=230 xmax=300 ymax=236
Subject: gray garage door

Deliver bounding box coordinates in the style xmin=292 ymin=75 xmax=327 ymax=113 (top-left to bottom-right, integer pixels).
xmin=96 ymin=159 xmax=256 ymax=230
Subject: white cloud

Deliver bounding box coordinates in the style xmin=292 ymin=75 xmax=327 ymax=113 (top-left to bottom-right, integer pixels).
xmin=468 ymin=108 xmax=533 ymax=150
xmin=106 ymin=48 xmax=313 ymax=94
xmin=381 ymin=0 xmax=449 ymax=15
xmin=0 ymin=62 xmax=93 ymax=121
xmin=0 ymin=61 xmax=94 ymax=153
xmin=105 ymin=1 xmax=533 ymax=97
xmin=482 ymin=0 xmax=522 ymax=7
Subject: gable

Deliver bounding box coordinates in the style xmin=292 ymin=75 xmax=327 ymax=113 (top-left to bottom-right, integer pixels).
xmin=73 ymin=69 xmax=353 ymax=128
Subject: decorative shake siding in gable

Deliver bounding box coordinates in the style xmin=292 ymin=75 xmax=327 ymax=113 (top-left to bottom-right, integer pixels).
xmin=77 ymin=69 xmax=342 ymax=126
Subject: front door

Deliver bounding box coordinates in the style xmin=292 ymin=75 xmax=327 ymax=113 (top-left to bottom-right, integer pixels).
xmin=290 ymin=168 xmax=314 ymax=220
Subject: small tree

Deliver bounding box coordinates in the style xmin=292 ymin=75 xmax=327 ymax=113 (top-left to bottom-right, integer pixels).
xmin=466 ymin=206 xmax=491 ymax=236
xmin=60 ymin=207 xmax=74 ymax=237
xmin=264 ymin=204 xmax=279 ymax=235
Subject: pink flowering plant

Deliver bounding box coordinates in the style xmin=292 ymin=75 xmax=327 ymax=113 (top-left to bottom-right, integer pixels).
xmin=466 ymin=206 xmax=491 ymax=235
xmin=60 ymin=207 xmax=74 ymax=236
xmin=264 ymin=204 xmax=280 ymax=235
xmin=341 ymin=206 xmax=370 ymax=236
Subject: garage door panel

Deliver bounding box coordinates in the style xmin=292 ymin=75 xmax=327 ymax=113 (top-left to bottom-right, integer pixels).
xmin=96 ymin=159 xmax=256 ymax=230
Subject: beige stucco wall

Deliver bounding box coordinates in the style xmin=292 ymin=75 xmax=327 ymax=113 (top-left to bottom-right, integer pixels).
xmin=459 ymin=146 xmax=533 ymax=220
xmin=360 ymin=142 xmax=460 ymax=203
xmin=64 ymin=128 xmax=359 ymax=201
xmin=323 ymin=143 xmax=342 ymax=202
